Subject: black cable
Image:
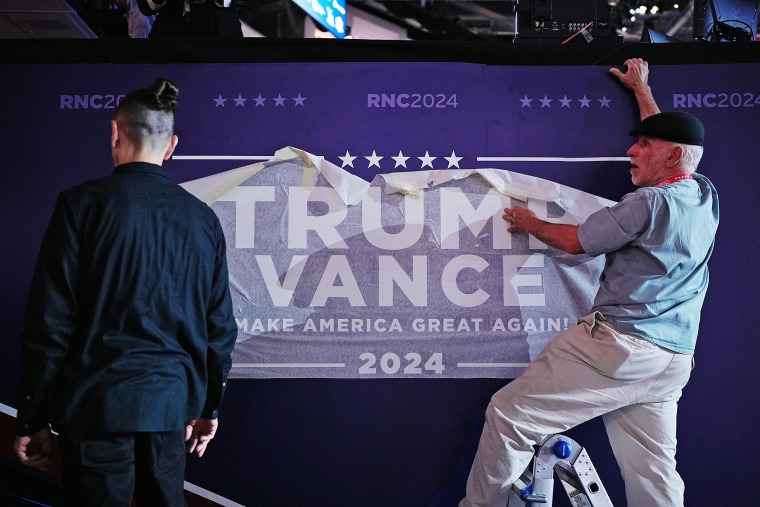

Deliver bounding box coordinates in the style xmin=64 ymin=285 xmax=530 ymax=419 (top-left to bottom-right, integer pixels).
xmin=708 ymin=18 xmax=753 ymax=41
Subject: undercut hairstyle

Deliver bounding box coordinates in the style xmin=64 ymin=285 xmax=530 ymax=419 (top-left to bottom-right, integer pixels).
xmin=114 ymin=78 xmax=179 ymax=151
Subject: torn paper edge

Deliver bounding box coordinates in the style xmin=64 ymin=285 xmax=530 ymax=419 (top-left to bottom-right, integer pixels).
xmin=180 ymin=162 xmax=267 ymax=206
xmin=181 ymin=147 xmax=616 ymax=220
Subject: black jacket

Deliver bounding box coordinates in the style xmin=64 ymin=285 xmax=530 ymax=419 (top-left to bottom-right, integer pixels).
xmin=16 ymin=162 xmax=238 ymax=435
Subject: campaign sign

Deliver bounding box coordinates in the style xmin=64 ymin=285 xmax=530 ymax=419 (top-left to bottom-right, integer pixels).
xmin=183 ymin=148 xmax=615 ymax=379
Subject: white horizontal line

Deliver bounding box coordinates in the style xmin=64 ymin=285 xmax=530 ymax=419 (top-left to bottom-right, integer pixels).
xmin=173 ymin=155 xmax=630 ymax=163
xmin=184 ymin=481 xmax=246 ymax=507
xmin=457 ymin=362 xmax=529 ymax=368
xmin=172 ymin=155 xmax=271 ymax=160
xmin=477 ymin=156 xmax=629 ymax=162
xmin=233 ymin=363 xmax=346 ymax=368
xmin=0 ymin=402 xmax=17 ymax=417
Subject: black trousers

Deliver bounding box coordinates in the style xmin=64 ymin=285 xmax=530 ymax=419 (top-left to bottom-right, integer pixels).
xmin=57 ymin=428 xmax=188 ymax=507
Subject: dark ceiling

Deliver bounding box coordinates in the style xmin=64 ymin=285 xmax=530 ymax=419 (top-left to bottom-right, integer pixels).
xmin=0 ymin=0 xmax=735 ymax=42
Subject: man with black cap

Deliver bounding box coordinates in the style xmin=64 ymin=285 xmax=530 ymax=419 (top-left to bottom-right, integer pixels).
xmin=460 ymin=59 xmax=719 ymax=507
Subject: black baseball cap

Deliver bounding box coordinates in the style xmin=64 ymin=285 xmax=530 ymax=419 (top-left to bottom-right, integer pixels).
xmin=629 ymin=111 xmax=705 ymax=146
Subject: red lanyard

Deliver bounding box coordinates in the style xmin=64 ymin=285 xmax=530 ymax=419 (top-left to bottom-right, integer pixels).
xmin=655 ymin=173 xmax=693 ymax=187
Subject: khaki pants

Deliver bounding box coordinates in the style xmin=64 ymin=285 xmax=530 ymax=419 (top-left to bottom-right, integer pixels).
xmin=461 ymin=312 xmax=693 ymax=507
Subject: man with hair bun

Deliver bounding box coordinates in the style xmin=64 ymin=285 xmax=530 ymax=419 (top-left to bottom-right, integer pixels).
xmin=13 ymin=78 xmax=238 ymax=506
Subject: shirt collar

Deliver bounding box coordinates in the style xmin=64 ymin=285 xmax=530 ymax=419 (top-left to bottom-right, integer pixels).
xmin=113 ymin=162 xmax=170 ymax=179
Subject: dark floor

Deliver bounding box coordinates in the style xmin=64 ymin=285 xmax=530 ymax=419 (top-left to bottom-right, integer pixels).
xmin=0 ymin=459 xmax=62 ymax=507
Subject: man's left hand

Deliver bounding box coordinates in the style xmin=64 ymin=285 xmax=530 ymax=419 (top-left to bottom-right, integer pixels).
xmin=185 ymin=418 xmax=218 ymax=457
xmin=503 ymin=205 xmax=539 ymax=234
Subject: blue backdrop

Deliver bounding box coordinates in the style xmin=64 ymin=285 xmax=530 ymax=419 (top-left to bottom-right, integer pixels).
xmin=1 ymin=41 xmax=759 ymax=506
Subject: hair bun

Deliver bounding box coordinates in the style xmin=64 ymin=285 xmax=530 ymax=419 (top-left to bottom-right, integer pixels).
xmin=150 ymin=78 xmax=179 ymax=111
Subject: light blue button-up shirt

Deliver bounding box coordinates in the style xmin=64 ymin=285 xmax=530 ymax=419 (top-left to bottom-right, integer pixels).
xmin=578 ymin=174 xmax=719 ymax=354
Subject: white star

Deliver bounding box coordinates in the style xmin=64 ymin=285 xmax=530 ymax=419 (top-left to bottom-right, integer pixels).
xmin=253 ymin=94 xmax=266 ymax=107
xmin=365 ymin=150 xmax=383 ymax=168
xmin=559 ymin=95 xmax=572 ymax=108
xmin=339 ymin=150 xmax=357 ymax=168
xmin=392 ymin=150 xmax=410 ymax=168
xmin=598 ymin=95 xmax=611 ymax=108
xmin=233 ymin=94 xmax=247 ymax=107
xmin=293 ymin=94 xmax=306 ymax=106
xmin=273 ymin=94 xmax=286 ymax=107
xmin=444 ymin=150 xmax=463 ymax=169
xmin=418 ymin=151 xmax=436 ymax=169
xmin=579 ymin=95 xmax=591 ymax=108
xmin=519 ymin=95 xmax=533 ymax=108
xmin=539 ymin=95 xmax=553 ymax=108
xmin=213 ymin=94 xmax=226 ymax=107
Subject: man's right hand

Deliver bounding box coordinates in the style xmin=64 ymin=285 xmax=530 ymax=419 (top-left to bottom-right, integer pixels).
xmin=14 ymin=426 xmax=53 ymax=471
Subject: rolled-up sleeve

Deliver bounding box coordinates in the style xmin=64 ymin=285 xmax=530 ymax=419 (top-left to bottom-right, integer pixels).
xmin=579 ymin=192 xmax=651 ymax=257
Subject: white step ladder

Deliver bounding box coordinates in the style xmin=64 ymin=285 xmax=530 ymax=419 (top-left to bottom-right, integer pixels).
xmin=507 ymin=434 xmax=614 ymax=507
